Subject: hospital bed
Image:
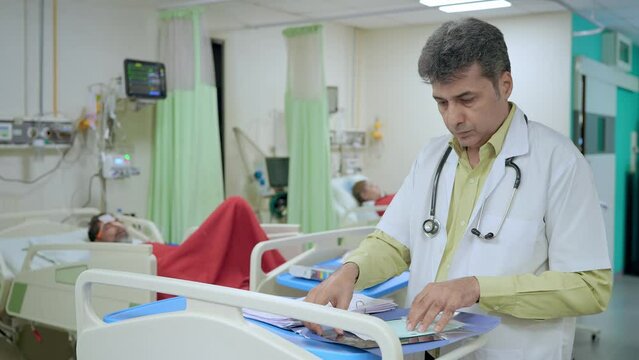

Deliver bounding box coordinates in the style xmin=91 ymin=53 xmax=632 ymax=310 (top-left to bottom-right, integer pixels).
xmin=251 ymin=226 xmax=375 ymax=297
xmin=184 ymin=223 xmax=300 ymax=242
xmin=0 ymin=208 xmax=163 ymax=341
xmin=250 ymin=226 xmax=408 ymax=309
xmin=0 ymin=208 xmax=301 ymax=343
xmin=76 ymin=269 xmax=492 ymax=360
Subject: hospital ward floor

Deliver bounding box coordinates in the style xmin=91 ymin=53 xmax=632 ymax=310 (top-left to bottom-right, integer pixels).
xmin=0 ymin=275 xmax=637 ymax=360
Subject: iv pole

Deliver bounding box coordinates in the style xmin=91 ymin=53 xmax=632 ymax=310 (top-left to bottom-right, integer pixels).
xmin=96 ymin=79 xmax=121 ymax=213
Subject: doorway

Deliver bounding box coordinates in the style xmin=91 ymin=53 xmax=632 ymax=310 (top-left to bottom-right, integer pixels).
xmin=212 ymin=38 xmax=225 ymax=190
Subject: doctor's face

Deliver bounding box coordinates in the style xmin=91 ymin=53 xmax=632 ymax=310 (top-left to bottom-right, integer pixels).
xmin=432 ymin=63 xmax=512 ymax=152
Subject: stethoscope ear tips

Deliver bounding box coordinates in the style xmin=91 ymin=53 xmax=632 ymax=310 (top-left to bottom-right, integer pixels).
xmin=470 ymin=228 xmax=495 ymax=240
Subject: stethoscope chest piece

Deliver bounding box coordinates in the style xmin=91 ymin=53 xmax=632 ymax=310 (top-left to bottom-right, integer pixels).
xmin=422 ymin=217 xmax=440 ymax=237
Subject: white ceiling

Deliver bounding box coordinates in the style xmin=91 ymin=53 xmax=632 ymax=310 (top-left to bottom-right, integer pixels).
xmin=153 ymin=0 xmax=639 ymax=44
xmin=555 ymin=0 xmax=639 ymax=43
xmin=152 ymin=0 xmax=563 ymax=31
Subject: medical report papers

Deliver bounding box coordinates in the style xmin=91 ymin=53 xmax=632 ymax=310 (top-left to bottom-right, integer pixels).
xmin=242 ymin=293 xmax=397 ymax=329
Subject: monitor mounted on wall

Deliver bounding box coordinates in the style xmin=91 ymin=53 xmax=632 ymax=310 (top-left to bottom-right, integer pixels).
xmin=124 ymin=59 xmax=167 ymax=99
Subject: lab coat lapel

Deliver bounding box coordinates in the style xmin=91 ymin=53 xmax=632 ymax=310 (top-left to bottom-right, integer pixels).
xmin=469 ymin=109 xmax=530 ymax=224
xmin=439 ymin=148 xmax=458 ymax=225
xmin=430 ymin=147 xmax=458 ymax=277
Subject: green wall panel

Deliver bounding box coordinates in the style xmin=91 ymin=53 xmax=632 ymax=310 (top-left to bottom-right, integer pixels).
xmin=572 ymin=14 xmax=639 ymax=272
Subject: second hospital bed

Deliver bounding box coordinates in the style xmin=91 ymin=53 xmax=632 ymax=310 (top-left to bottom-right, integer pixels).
xmin=0 ymin=208 xmax=165 ymax=340
xmin=0 ymin=208 xmax=300 ymax=342
xmin=250 ymin=226 xmax=408 ymax=307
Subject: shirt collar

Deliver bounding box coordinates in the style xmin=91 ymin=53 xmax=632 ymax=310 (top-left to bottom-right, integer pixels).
xmin=449 ymin=102 xmax=517 ymax=158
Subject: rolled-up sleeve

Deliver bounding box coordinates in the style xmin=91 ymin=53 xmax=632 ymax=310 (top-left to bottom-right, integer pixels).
xmin=477 ymin=269 xmax=612 ymax=319
xmin=344 ymin=230 xmax=410 ymax=290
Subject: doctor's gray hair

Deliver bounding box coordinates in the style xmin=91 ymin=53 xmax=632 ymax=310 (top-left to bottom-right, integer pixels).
xmin=418 ymin=18 xmax=511 ymax=89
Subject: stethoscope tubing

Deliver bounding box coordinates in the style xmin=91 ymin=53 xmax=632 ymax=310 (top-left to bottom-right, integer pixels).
xmin=429 ymin=146 xmax=453 ymax=218
xmin=422 ymin=146 xmax=521 ymax=239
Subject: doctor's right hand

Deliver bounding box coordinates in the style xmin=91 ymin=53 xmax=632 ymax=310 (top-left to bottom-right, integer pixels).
xmin=302 ymin=262 xmax=359 ymax=336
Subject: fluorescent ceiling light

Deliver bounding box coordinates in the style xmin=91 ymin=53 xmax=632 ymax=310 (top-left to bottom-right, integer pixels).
xmin=419 ymin=0 xmax=482 ymax=6
xmin=439 ymin=0 xmax=511 ymax=13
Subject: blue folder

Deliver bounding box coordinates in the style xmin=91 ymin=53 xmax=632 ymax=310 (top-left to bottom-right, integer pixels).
xmin=276 ymin=258 xmax=410 ymax=298
xmin=104 ymin=296 xmax=500 ymax=359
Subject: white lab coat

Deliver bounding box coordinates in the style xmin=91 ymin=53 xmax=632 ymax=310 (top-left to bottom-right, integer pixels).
xmin=378 ymin=107 xmax=611 ymax=360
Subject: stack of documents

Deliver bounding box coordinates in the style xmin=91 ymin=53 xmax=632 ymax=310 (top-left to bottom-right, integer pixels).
xmin=242 ymin=294 xmax=397 ymax=329
xmin=242 ymin=308 xmax=302 ymax=329
xmin=352 ymin=317 xmax=464 ymax=341
xmin=347 ymin=293 xmax=396 ymax=314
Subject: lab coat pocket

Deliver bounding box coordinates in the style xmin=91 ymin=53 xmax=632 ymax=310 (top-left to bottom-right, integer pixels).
xmin=469 ymin=214 xmax=545 ymax=276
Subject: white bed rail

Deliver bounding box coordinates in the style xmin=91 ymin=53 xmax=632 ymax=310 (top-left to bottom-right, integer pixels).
xmin=21 ymin=242 xmax=154 ymax=272
xmin=260 ymin=223 xmax=302 ymax=239
xmin=184 ymin=223 xmax=301 ymax=242
xmin=117 ymin=215 xmax=164 ymax=243
xmin=76 ymin=269 xmax=403 ymax=360
xmin=439 ymin=334 xmax=488 ymax=360
xmin=250 ymin=226 xmax=374 ymax=294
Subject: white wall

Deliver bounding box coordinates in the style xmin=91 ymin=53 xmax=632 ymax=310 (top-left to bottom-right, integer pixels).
xmin=356 ymin=12 xmax=572 ymax=192
xmin=210 ymin=22 xmax=356 ymax=198
xmin=0 ymin=0 xmax=158 ymax=216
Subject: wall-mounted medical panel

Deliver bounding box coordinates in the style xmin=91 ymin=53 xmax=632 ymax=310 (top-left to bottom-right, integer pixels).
xmin=0 ymin=119 xmax=74 ymax=148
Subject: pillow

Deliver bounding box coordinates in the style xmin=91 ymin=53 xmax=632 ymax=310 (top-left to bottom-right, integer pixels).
xmin=28 ymin=229 xmax=90 ymax=267
xmin=0 ymin=236 xmax=33 ymax=276
xmin=331 ymin=175 xmax=367 ymax=210
xmin=331 ymin=175 xmax=380 ymax=226
xmin=0 ymin=229 xmax=89 ymax=276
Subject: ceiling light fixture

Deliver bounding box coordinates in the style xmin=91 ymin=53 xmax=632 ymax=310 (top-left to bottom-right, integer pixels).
xmin=439 ymin=0 xmax=511 ymax=13
xmin=419 ymin=0 xmax=482 ymax=6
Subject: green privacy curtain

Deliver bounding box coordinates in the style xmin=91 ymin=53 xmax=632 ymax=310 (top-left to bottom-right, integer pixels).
xmin=149 ymin=8 xmax=224 ymax=243
xmin=283 ymin=25 xmax=336 ymax=232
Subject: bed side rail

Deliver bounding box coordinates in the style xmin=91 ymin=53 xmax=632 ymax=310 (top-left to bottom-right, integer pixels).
xmin=250 ymin=226 xmax=374 ymax=293
xmin=76 ymin=269 xmax=403 ymax=360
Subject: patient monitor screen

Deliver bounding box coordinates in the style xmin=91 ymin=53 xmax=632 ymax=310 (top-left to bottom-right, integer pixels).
xmin=124 ymin=59 xmax=167 ymax=99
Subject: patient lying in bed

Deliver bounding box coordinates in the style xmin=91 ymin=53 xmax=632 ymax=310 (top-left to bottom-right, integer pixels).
xmin=88 ymin=196 xmax=285 ymax=299
xmin=351 ymin=180 xmax=395 ymax=216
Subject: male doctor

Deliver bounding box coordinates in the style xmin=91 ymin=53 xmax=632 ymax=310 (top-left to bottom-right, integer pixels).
xmin=304 ymin=18 xmax=612 ymax=359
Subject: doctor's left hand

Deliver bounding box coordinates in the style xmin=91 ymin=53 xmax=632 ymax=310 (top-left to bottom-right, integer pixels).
xmin=406 ymin=276 xmax=480 ymax=333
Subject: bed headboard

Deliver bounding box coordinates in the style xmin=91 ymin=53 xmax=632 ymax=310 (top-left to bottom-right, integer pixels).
xmin=0 ymin=208 xmax=165 ymax=243
xmin=0 ymin=208 xmax=100 ymax=238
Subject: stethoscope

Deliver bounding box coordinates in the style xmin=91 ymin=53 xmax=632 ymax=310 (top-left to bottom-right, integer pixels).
xmin=421 ymin=142 xmax=522 ymax=240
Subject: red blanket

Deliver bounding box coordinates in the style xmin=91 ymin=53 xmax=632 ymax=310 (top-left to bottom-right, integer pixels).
xmin=375 ymin=194 xmax=395 ymax=216
xmin=150 ymin=196 xmax=286 ymax=299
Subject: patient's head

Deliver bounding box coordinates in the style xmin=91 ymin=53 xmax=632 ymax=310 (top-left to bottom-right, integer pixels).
xmin=352 ymin=180 xmax=382 ymax=204
xmin=88 ymin=214 xmax=129 ymax=242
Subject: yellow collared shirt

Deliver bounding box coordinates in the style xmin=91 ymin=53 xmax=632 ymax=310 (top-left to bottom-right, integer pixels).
xmin=436 ymin=103 xmax=515 ymax=281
